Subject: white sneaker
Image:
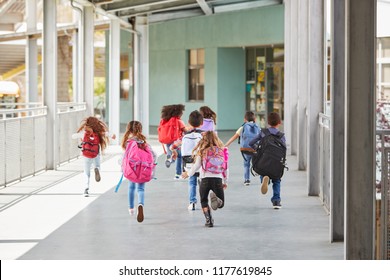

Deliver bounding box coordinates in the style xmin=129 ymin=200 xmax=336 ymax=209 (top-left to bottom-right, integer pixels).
xmin=261 ymin=176 xmax=269 ymax=194
xmin=83 ymin=189 xmax=89 ymax=197
xmin=187 ymin=202 xmax=196 ymax=211
xmin=128 ymin=208 xmax=134 ymax=216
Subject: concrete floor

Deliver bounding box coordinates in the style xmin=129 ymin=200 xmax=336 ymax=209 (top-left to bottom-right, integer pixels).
xmin=0 ymin=132 xmax=344 ymax=260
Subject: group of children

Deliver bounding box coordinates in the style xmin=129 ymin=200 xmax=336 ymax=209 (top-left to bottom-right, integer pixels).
xmin=73 ymin=105 xmax=285 ymax=226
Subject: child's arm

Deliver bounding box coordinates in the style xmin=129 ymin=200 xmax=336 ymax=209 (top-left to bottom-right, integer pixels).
xmin=224 ymin=133 xmax=239 ymax=147
xmin=182 ymin=156 xmax=201 ymax=178
xmin=105 ymin=131 xmax=116 ymax=140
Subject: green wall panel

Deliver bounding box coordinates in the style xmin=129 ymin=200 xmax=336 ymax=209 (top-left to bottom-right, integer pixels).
xmin=149 ymin=4 xmax=284 ymax=129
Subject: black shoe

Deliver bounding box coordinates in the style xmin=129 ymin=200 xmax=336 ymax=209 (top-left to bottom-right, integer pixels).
xmin=137 ymin=204 xmax=144 ymax=223
xmin=244 ymin=180 xmax=250 ymax=186
xmin=83 ymin=189 xmax=89 ymax=197
xmin=272 ymin=201 xmax=282 ymax=209
xmin=203 ymin=208 xmax=214 ymax=227
xmin=94 ymin=168 xmax=101 ymax=182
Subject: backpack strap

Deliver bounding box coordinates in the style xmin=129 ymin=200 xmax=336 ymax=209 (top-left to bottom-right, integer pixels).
xmin=276 ymin=131 xmax=285 ymax=139
xmin=115 ymin=173 xmax=124 ymax=193
xmin=262 ymin=128 xmax=271 ymax=137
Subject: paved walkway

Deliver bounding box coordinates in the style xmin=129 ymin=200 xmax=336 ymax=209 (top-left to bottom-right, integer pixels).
xmin=0 ymin=132 xmax=344 ymax=260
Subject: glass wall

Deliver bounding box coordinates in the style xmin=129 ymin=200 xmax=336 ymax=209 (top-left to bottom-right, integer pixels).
xmin=245 ymin=46 xmax=284 ymax=128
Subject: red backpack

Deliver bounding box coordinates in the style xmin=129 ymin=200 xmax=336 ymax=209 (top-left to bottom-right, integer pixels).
xmin=79 ymin=132 xmax=100 ymax=158
xmin=121 ymin=140 xmax=155 ymax=183
xmin=158 ymin=117 xmax=182 ymax=144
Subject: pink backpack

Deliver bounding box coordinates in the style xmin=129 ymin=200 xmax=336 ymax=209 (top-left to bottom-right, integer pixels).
xmin=202 ymin=147 xmax=228 ymax=174
xmin=122 ymin=140 xmax=155 ymax=183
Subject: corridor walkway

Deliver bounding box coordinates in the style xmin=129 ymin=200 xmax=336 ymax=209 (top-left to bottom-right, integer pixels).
xmin=0 ymin=132 xmax=343 ymax=260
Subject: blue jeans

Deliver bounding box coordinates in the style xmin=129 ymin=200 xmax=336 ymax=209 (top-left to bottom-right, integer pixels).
xmin=188 ymin=175 xmax=198 ymax=203
xmin=166 ymin=143 xmax=182 ymax=175
xmin=128 ymin=181 xmax=145 ymax=209
xmin=83 ymin=154 xmax=101 ymax=189
xmin=261 ymin=176 xmax=281 ymax=203
xmin=243 ymin=153 xmax=253 ymax=181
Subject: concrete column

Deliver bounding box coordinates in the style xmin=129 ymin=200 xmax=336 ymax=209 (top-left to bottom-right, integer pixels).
xmin=345 ymin=0 xmax=376 ymax=259
xmin=284 ymin=0 xmax=291 ymax=153
xmin=108 ymin=19 xmax=120 ymax=144
xmin=297 ymin=0 xmax=309 ymax=171
xmin=289 ymin=0 xmax=299 ymax=156
xmin=26 ymin=0 xmax=38 ymax=103
xmin=134 ymin=17 xmax=149 ymax=136
xmin=307 ymin=0 xmax=324 ymax=196
xmin=83 ymin=6 xmax=94 ymax=115
xmin=330 ymin=0 xmax=345 ymax=242
xmin=43 ymin=0 xmax=57 ymax=170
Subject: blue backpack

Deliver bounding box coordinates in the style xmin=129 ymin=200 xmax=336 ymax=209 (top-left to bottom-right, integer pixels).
xmin=239 ymin=122 xmax=260 ymax=156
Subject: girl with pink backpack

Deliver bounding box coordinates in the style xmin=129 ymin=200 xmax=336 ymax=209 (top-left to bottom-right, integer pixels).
xmin=182 ymin=131 xmax=229 ymax=227
xmin=120 ymin=121 xmax=157 ymax=223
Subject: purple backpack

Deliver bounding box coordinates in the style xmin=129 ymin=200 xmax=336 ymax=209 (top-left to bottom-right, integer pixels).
xmin=200 ymin=118 xmax=215 ymax=131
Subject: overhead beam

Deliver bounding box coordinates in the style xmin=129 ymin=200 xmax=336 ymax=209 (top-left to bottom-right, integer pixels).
xmin=0 ymin=13 xmax=24 ymax=23
xmin=0 ymin=0 xmax=18 ymax=18
xmin=196 ymin=0 xmax=212 ymax=15
xmin=0 ymin=24 xmax=14 ymax=31
xmin=102 ymin=0 xmax=187 ymax=13
xmin=214 ymin=0 xmax=281 ymax=13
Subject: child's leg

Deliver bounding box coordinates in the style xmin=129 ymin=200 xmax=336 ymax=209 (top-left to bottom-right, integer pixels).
xmin=165 ymin=144 xmax=173 ymax=168
xmin=175 ymin=148 xmax=182 ymax=176
xmin=136 ymin=183 xmax=145 ymax=206
xmin=199 ymin=178 xmax=212 ymax=209
xmin=83 ymin=157 xmax=93 ymax=192
xmin=210 ymin=179 xmax=225 ymax=210
xmin=243 ymin=154 xmax=252 ymax=183
xmin=199 ymin=178 xmax=213 ymax=227
xmin=136 ymin=183 xmax=145 ymax=222
xmin=128 ymin=181 xmax=136 ymax=209
xmin=187 ymin=175 xmax=198 ymax=210
xmin=271 ymin=178 xmax=281 ymax=208
xmin=93 ymin=155 xmax=101 ymax=182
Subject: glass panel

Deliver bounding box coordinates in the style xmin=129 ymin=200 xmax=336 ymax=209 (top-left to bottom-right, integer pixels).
xmin=383 ymin=64 xmax=390 ymax=83
xmin=381 ymin=38 xmax=390 ymax=58
xmin=190 ymin=49 xmax=197 ymax=65
xmin=197 ymin=49 xmax=205 ymax=65
xmin=199 ymin=68 xmax=205 ymax=84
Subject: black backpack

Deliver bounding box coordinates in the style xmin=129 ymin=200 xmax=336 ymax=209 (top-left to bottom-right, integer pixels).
xmin=251 ymin=128 xmax=288 ymax=180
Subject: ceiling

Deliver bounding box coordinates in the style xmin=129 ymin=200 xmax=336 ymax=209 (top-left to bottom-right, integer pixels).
xmin=87 ymin=0 xmax=283 ymax=23
xmin=0 ymin=0 xmax=283 ymax=79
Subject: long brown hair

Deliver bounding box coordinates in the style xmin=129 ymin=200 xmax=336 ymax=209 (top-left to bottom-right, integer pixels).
xmin=192 ymin=131 xmax=224 ymax=159
xmin=121 ymin=121 xmax=147 ymax=150
xmin=199 ymin=106 xmax=217 ymax=125
xmin=77 ymin=116 xmax=109 ymax=152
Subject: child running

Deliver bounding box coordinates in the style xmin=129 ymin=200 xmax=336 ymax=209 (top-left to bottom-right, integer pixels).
xmin=158 ymin=104 xmax=187 ymax=179
xmin=199 ymin=106 xmax=217 ymax=131
xmin=121 ymin=121 xmax=157 ymax=222
xmin=72 ymin=116 xmax=116 ymax=197
xmin=182 ymin=131 xmax=229 ymax=227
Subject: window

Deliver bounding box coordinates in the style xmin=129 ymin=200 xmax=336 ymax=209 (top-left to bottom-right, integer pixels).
xmin=188 ymin=49 xmax=204 ymax=101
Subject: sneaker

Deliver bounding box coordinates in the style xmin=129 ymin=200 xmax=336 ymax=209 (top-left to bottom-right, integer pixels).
xmin=210 ymin=192 xmax=219 ymax=211
xmin=187 ymin=202 xmax=196 ymax=211
xmin=261 ymin=176 xmax=269 ymax=194
xmin=165 ymin=155 xmax=172 ymax=168
xmin=94 ymin=168 xmax=101 ymax=182
xmin=83 ymin=189 xmax=89 ymax=197
xmin=174 ymin=174 xmax=180 ymax=180
xmin=244 ymin=180 xmax=250 ymax=186
xmin=129 ymin=208 xmax=134 ymax=216
xmin=137 ymin=204 xmax=144 ymax=222
xmin=273 ymin=201 xmax=282 ymax=209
